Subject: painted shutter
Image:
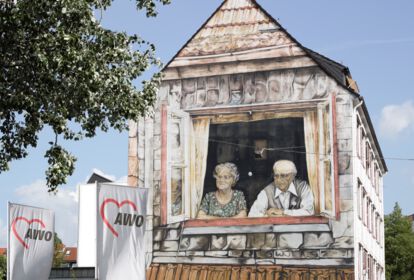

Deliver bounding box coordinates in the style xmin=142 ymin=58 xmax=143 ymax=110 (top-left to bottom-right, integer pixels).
xmin=162 ymin=105 xmax=190 ymax=224
xmin=318 ymin=94 xmax=338 ymax=219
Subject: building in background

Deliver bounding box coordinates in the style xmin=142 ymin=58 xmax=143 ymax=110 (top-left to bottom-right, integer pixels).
xmin=62 ymin=247 xmax=77 ymax=268
xmin=128 ymin=0 xmax=386 ymax=279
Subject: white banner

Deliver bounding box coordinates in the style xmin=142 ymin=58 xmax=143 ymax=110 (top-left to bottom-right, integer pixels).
xmin=8 ymin=203 xmax=54 ymax=280
xmin=97 ymin=184 xmax=148 ymax=280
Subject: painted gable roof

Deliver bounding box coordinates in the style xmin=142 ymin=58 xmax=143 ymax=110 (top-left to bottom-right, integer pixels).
xmin=165 ymin=0 xmax=358 ymax=95
xmin=177 ymin=0 xmax=295 ymax=57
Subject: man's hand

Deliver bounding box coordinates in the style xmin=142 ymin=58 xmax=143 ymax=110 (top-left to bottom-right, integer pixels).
xmin=266 ymin=208 xmax=284 ymax=217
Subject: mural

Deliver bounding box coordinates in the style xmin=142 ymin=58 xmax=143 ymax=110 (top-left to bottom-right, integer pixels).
xmin=127 ymin=0 xmax=385 ymax=278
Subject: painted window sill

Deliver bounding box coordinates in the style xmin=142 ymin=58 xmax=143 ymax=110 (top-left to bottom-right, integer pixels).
xmin=182 ymin=216 xmax=330 ymax=235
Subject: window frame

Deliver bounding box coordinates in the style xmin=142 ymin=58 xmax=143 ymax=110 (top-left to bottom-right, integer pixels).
xmin=160 ymin=98 xmax=340 ymax=226
xmin=362 ymin=188 xmax=367 ymax=226
xmin=357 ymin=180 xmax=363 ymax=220
xmin=161 ymin=104 xmax=191 ymax=224
xmin=356 ymin=116 xmax=365 ymax=160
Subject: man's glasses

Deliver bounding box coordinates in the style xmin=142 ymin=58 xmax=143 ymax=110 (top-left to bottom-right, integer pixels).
xmin=215 ymin=175 xmax=233 ymax=180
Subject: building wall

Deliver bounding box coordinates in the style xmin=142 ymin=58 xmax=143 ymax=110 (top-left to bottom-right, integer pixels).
xmin=353 ymin=108 xmax=385 ymax=280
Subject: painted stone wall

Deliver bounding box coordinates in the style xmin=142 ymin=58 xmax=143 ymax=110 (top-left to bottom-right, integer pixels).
xmin=136 ymin=66 xmax=356 ymax=267
xmin=165 ymin=68 xmax=338 ymax=110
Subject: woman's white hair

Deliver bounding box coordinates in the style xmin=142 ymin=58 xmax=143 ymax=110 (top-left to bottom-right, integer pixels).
xmin=273 ymin=160 xmax=297 ymax=176
xmin=213 ymin=162 xmax=240 ymax=186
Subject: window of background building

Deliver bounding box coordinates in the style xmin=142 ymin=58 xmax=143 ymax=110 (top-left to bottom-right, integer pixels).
xmin=363 ymin=189 xmax=367 ymax=226
xmin=358 ymin=180 xmax=363 ymax=220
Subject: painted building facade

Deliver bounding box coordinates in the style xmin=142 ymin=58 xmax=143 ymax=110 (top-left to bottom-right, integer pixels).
xmin=127 ymin=0 xmax=387 ymax=279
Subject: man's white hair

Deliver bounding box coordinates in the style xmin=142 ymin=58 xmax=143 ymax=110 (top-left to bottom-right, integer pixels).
xmin=273 ymin=160 xmax=297 ymax=175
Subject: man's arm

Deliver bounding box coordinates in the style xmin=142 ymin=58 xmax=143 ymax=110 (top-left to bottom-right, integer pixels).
xmin=284 ymin=183 xmax=314 ymax=216
xmin=248 ymin=190 xmax=268 ymax=217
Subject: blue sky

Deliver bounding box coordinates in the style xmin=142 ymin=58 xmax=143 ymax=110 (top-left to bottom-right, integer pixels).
xmin=1 ymin=0 xmax=414 ymax=247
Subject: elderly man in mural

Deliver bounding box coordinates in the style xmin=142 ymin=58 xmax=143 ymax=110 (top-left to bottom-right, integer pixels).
xmin=249 ymin=160 xmax=314 ymax=217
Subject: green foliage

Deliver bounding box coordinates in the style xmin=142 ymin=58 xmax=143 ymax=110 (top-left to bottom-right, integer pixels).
xmin=0 ymin=255 xmax=6 ymax=280
xmin=53 ymin=233 xmax=65 ymax=268
xmin=0 ymin=0 xmax=169 ymax=192
xmin=385 ymin=203 xmax=414 ymax=280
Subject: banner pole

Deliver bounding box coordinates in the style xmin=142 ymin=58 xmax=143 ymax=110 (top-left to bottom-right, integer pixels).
xmin=6 ymin=202 xmax=10 ymax=280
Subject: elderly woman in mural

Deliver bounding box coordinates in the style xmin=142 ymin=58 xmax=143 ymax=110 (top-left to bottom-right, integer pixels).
xmin=197 ymin=162 xmax=247 ymax=219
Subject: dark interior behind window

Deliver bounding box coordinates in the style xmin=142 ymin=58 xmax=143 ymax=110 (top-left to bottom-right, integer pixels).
xmin=203 ymin=118 xmax=308 ymax=209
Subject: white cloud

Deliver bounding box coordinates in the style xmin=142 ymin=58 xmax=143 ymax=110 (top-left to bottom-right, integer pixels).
xmin=380 ymin=101 xmax=414 ymax=138
xmin=115 ymin=175 xmax=128 ymax=185
xmin=14 ymin=180 xmax=78 ymax=246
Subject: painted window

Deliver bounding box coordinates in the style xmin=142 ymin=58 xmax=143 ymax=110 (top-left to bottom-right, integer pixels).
xmin=161 ymin=96 xmax=339 ymax=225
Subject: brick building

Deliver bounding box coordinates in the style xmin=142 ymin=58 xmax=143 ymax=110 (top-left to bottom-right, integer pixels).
xmin=127 ymin=0 xmax=386 ymax=279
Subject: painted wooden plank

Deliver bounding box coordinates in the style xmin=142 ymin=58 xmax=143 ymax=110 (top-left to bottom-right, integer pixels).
xmin=148 ymin=263 xmax=159 ymax=280
xmin=186 ymin=99 xmax=324 ymax=116
xmin=182 ymin=224 xmax=272 ymax=235
xmin=182 ymin=223 xmax=329 ymax=235
xmin=198 ymin=265 xmax=208 ymax=280
xmin=163 ymin=58 xmax=317 ymax=80
xmin=181 ymin=265 xmax=191 ymax=280
xmin=153 ymin=256 xmax=257 ymax=265
xmin=169 ymin=46 xmax=307 ymax=68
xmin=184 ymin=216 xmax=328 ymax=228
xmin=173 ymin=264 xmax=183 ymax=280
xmin=152 ymin=256 xmax=352 ymax=267
xmin=157 ymin=264 xmax=167 ymax=280
xmin=148 ymin=264 xmax=355 ymax=280
xmin=272 ymin=223 xmax=330 ymax=233
xmin=274 ymin=258 xmax=352 ymax=266
xmin=165 ymin=264 xmax=176 ymax=280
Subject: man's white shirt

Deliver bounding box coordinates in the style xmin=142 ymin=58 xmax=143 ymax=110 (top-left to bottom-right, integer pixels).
xmin=248 ymin=182 xmax=314 ymax=217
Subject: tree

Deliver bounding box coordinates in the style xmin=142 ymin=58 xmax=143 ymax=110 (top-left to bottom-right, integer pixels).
xmin=384 ymin=203 xmax=414 ymax=280
xmin=53 ymin=233 xmax=65 ymax=268
xmin=0 ymin=254 xmax=5 ymax=280
xmin=0 ymin=0 xmax=170 ymax=192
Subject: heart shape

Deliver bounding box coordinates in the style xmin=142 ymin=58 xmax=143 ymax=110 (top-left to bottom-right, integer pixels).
xmin=11 ymin=217 xmax=46 ymax=249
xmin=100 ymin=198 xmax=137 ymax=237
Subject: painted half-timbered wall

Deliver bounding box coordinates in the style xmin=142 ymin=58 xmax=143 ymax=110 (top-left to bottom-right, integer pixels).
xmin=127 ymin=65 xmax=367 ymax=269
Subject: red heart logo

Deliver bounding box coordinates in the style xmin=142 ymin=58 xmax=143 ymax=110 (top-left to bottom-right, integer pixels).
xmin=100 ymin=198 xmax=137 ymax=237
xmin=11 ymin=217 xmax=46 ymax=249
